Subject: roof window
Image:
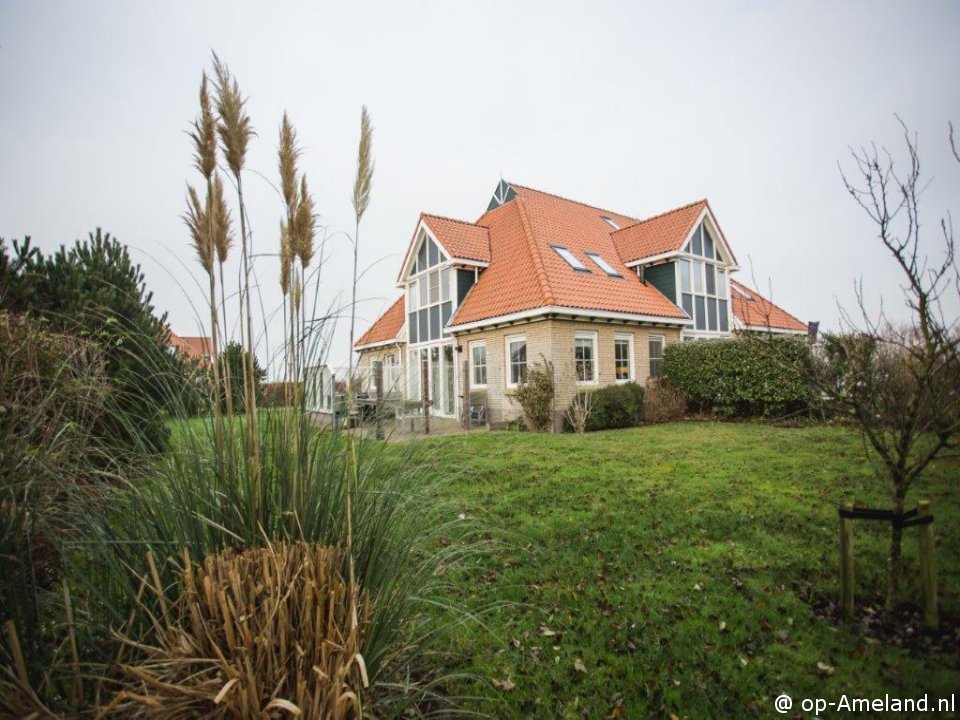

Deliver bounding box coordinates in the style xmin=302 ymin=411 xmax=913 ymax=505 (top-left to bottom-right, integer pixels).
xmin=551 ymin=245 xmax=590 ymax=272
xmin=601 ymin=216 xmax=621 ymax=230
xmin=732 ymin=285 xmax=752 ymax=301
xmin=586 ymin=252 xmax=622 ymax=277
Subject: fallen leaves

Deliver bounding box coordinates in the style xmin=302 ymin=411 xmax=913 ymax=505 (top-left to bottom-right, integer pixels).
xmin=492 ymin=677 xmax=516 ymax=691
xmin=573 ymin=657 xmax=587 ymax=673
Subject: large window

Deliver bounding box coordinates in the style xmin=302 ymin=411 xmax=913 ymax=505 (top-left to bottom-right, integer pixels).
xmin=649 ymin=336 xmax=665 ymax=378
xmin=470 ymin=342 xmax=487 ymax=387
xmin=614 ymin=333 xmax=633 ymax=382
xmin=679 ymin=222 xmax=729 ymax=333
xmin=506 ymin=334 xmax=527 ymax=387
xmin=407 ymin=231 xmax=452 ymax=344
xmin=574 ymin=331 xmax=597 ymax=383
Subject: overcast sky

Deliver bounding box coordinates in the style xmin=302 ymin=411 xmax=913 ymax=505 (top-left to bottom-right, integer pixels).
xmin=2 ymin=1 xmax=958 ymax=375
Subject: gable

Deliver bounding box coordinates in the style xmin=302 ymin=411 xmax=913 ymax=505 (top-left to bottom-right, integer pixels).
xmin=395 ymin=215 xmax=490 ymax=284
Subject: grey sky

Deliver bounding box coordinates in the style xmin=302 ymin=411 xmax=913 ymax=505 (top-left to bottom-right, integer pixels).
xmin=2 ymin=1 xmax=958 ymax=375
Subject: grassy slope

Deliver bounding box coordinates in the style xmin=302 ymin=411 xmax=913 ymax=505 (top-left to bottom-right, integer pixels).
xmin=418 ymin=422 xmax=958 ymax=718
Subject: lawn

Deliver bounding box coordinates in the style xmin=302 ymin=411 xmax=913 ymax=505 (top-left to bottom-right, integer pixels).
xmin=414 ymin=422 xmax=959 ymax=718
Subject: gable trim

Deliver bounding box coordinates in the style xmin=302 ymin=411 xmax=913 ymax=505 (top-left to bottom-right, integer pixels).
xmin=449 ymin=305 xmax=692 ymax=333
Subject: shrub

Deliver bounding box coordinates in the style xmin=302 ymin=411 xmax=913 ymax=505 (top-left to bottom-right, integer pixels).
xmin=0 ymin=312 xmax=114 ymax=710
xmin=568 ymin=383 xmax=645 ymax=432
xmin=643 ymin=381 xmax=687 ymax=423
xmin=262 ymin=381 xmax=301 ymax=408
xmin=564 ymin=387 xmax=593 ymax=434
xmin=0 ymin=232 xmax=178 ymax=452
xmin=663 ymin=337 xmax=814 ymax=417
xmin=509 ymin=358 xmax=554 ymax=432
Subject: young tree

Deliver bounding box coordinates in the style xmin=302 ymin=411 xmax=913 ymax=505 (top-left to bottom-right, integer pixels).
xmin=821 ymin=119 xmax=960 ymax=608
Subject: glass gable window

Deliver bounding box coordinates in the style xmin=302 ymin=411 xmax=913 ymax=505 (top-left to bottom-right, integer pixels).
xmin=507 ymin=335 xmax=528 ymax=386
xmin=574 ymin=332 xmax=597 ymax=383
xmin=471 ymin=342 xmax=487 ymax=387
xmin=407 ymin=230 xmax=454 ymax=344
xmin=551 ymin=245 xmax=589 ymax=271
xmin=678 ymin=220 xmax=730 ymax=335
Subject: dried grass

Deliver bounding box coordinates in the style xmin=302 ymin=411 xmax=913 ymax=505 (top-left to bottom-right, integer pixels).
xmin=293 ymin=175 xmax=315 ymax=268
xmin=351 ymin=106 xmax=374 ymax=222
xmin=211 ymin=53 xmax=253 ymax=178
xmin=189 ymin=73 xmax=217 ymax=181
xmin=105 ymin=543 xmax=369 ymax=719
xmin=183 ymin=185 xmax=212 ymax=273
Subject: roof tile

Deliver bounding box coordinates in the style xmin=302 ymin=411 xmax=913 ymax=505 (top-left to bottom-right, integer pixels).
xmin=730 ymin=279 xmax=806 ymax=332
xmin=354 ymin=295 xmax=405 ymax=347
xmin=612 ymin=200 xmax=707 ymax=264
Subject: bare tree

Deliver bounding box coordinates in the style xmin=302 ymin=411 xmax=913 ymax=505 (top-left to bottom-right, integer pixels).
xmin=821 ymin=118 xmax=960 ymax=608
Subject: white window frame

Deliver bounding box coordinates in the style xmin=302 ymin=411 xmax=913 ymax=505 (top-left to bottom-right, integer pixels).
xmin=469 ymin=340 xmax=487 ymax=389
xmin=574 ymin=330 xmax=598 ymax=385
xmin=614 ymin=332 xmax=634 ymax=383
xmin=505 ymin=333 xmax=528 ymax=388
xmin=551 ymin=245 xmax=589 ymax=271
xmin=648 ymin=334 xmax=665 ymax=380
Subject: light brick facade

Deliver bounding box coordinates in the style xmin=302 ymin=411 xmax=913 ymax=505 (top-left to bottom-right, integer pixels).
xmin=453 ymin=318 xmax=680 ymax=429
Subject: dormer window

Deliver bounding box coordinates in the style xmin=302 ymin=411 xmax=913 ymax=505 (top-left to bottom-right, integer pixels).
xmin=586 ymin=252 xmax=622 ymax=278
xmin=551 ymin=245 xmax=589 ymax=272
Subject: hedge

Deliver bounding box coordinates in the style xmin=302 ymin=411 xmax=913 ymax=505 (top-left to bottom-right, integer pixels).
xmin=568 ymin=382 xmax=645 ymax=432
xmin=662 ymin=337 xmax=814 ymax=417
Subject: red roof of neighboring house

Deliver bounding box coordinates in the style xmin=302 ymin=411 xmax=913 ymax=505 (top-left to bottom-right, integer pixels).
xmin=729 ymin=279 xmax=807 ymax=333
xmin=448 ymin=185 xmax=687 ymax=326
xmin=169 ymin=333 xmax=213 ymax=361
xmin=355 ymin=295 xmax=406 ymax=348
xmin=612 ymin=199 xmax=707 ymax=264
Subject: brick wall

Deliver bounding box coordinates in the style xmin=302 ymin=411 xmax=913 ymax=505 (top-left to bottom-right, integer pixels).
xmin=454 ymin=318 xmax=681 ymax=430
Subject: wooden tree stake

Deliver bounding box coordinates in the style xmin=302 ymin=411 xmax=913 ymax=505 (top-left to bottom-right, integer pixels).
xmin=917 ymin=500 xmax=938 ymax=630
xmin=840 ymin=502 xmax=855 ymax=622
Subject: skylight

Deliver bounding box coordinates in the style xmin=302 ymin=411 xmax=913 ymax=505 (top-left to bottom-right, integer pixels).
xmin=732 ymin=285 xmax=752 ymax=300
xmin=586 ymin=252 xmax=622 ymax=277
xmin=551 ymin=245 xmax=589 ymax=271
xmin=601 ymin=216 xmax=621 ymax=230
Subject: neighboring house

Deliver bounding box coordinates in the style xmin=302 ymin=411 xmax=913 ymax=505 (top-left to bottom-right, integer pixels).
xmin=354 ymin=181 xmax=808 ymax=428
xmin=168 ymin=332 xmax=214 ymax=366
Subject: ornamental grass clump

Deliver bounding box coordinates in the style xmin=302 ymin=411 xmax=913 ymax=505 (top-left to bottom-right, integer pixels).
xmin=106 ymin=543 xmax=368 ymax=719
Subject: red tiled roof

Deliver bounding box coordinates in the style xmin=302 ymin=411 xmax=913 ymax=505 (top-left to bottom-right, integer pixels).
xmin=612 ymin=200 xmax=707 ymax=264
xmin=729 ymin=279 xmax=806 ymax=333
xmin=355 ymin=295 xmax=405 ymax=348
xmin=449 ymin=185 xmax=687 ymax=326
xmin=421 ymin=214 xmax=490 ymax=263
xmin=169 ymin=333 xmax=213 ymax=361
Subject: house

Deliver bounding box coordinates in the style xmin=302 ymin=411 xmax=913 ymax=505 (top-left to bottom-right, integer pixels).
xmin=167 ymin=332 xmax=214 ymax=366
xmin=353 ymin=181 xmax=808 ymax=428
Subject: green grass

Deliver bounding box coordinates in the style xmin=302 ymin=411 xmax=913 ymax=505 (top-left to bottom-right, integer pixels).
xmin=413 ymin=422 xmax=958 ymax=718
